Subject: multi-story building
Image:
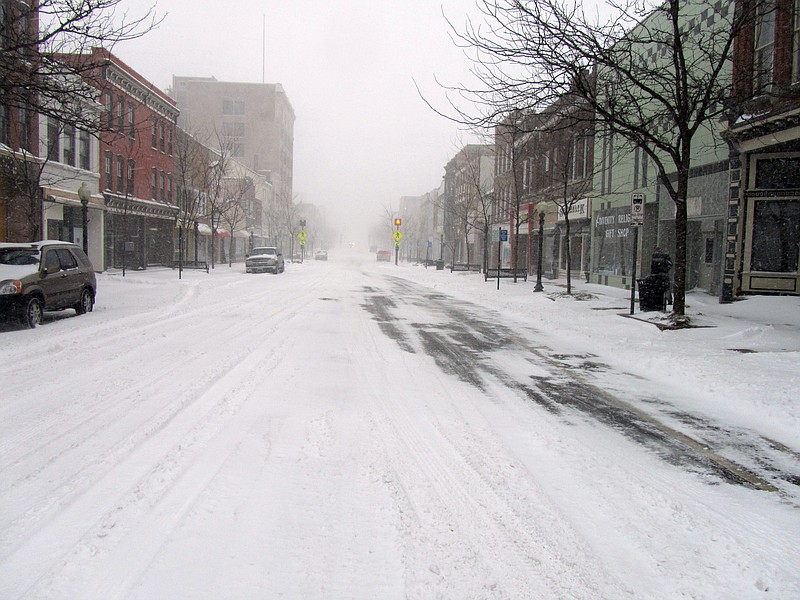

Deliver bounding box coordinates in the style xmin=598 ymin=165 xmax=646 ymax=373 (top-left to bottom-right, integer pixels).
xmin=63 ymin=48 xmax=179 ymax=270
xmin=38 ymin=89 xmax=105 ymax=270
xmin=443 ymin=144 xmax=495 ymax=267
xmin=723 ymin=0 xmax=800 ymax=297
xmin=496 ymin=98 xmax=594 ymax=282
xmin=170 ymin=76 xmax=295 ymax=215
xmin=1 ymin=0 xmax=41 ymax=242
xmin=588 ymin=3 xmax=731 ymax=296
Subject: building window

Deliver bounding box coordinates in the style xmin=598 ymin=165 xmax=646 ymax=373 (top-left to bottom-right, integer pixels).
xmin=18 ymin=104 xmax=29 ymax=151
xmin=106 ymin=93 xmax=114 ymax=130
xmin=47 ymin=117 xmax=60 ymax=162
xmin=117 ymin=96 xmax=124 ymax=132
xmin=151 ymin=168 xmax=157 ymax=199
xmin=704 ymin=237 xmax=715 ymax=265
xmin=127 ymin=159 xmax=135 ymax=196
xmin=160 ymin=122 xmax=165 ymax=152
xmin=79 ymin=129 xmax=90 ymax=170
xmin=167 ymin=126 xmax=173 ymax=155
xmin=128 ymin=105 xmax=136 ymax=138
xmin=641 ymin=149 xmax=648 ymax=188
xmin=754 ymin=156 xmax=800 ymax=188
xmin=160 ymin=170 xmax=165 ymax=201
xmin=793 ymin=0 xmax=800 ymax=84
xmin=222 ymin=121 xmax=245 ymax=137
xmin=0 ymin=105 xmax=8 ymax=145
xmin=151 ymin=118 xmax=157 ymax=148
xmin=223 ymin=99 xmax=245 ymax=115
xmin=105 ymin=152 xmax=113 ymax=190
xmin=605 ymin=132 xmax=614 ymax=192
xmin=167 ymin=173 xmax=173 ymax=203
xmin=751 ymin=199 xmax=800 ymax=272
xmin=63 ymin=124 xmax=75 ymax=166
xmin=754 ymin=0 xmax=776 ymax=92
xmin=116 ymin=155 xmax=124 ymax=193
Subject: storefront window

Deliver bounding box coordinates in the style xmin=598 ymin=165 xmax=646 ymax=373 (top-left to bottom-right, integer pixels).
xmin=751 ymin=200 xmax=800 ymax=272
xmin=593 ymin=206 xmax=633 ymax=276
xmin=754 ymin=157 xmax=800 ymax=189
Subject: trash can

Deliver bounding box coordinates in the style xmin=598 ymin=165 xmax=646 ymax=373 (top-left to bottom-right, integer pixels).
xmin=637 ymin=275 xmax=668 ymax=311
xmin=435 ymin=260 xmax=444 ymax=270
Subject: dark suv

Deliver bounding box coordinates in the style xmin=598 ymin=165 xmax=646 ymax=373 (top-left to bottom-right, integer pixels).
xmin=0 ymin=241 xmax=97 ymax=328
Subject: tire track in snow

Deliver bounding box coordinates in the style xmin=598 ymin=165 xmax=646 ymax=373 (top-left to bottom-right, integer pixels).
xmin=353 ymin=273 xmax=628 ymax=599
xmin=0 ymin=271 xmax=331 ymax=598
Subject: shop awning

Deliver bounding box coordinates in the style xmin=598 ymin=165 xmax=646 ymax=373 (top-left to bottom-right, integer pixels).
xmin=195 ymin=224 xmax=230 ymax=237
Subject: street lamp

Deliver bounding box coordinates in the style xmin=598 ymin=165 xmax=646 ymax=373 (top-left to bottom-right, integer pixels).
xmin=534 ymin=211 xmax=545 ymax=292
xmin=78 ymin=182 xmax=91 ymax=255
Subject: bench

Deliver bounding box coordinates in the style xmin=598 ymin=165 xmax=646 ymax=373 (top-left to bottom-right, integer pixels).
xmin=172 ymin=260 xmax=209 ymax=273
xmin=484 ymin=268 xmax=528 ymax=282
xmin=450 ymin=263 xmax=482 ymax=272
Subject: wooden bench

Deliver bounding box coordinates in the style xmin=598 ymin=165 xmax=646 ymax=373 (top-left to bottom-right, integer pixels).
xmin=450 ymin=263 xmax=482 ymax=272
xmin=172 ymin=260 xmax=209 ymax=273
xmin=484 ymin=268 xmax=528 ymax=282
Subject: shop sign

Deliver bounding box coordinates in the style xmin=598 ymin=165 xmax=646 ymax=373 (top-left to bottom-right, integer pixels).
xmin=557 ymin=198 xmax=590 ymax=222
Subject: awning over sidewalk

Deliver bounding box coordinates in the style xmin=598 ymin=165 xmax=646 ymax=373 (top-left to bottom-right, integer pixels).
xmin=196 ymin=224 xmax=230 ymax=237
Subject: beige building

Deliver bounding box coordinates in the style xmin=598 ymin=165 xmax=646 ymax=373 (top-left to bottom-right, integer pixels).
xmin=171 ymin=76 xmax=295 ymax=211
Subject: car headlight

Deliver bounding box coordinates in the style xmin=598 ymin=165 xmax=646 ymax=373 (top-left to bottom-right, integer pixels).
xmin=0 ymin=280 xmax=22 ymax=295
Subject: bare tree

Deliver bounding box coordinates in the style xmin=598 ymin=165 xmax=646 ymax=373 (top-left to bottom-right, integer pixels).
xmin=1 ymin=86 xmax=101 ymax=241
xmin=198 ymin=133 xmax=237 ymax=269
xmin=173 ymin=127 xmax=213 ymax=274
xmin=1 ymin=0 xmax=160 ymax=132
xmin=494 ymin=113 xmax=532 ymax=281
xmin=443 ymin=0 xmax=755 ymax=316
xmin=549 ymin=131 xmax=593 ymax=294
xmin=219 ymin=175 xmax=252 ymax=267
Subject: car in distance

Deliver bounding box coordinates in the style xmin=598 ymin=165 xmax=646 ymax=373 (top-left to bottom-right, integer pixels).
xmin=0 ymin=241 xmax=97 ymax=328
xmin=314 ymin=249 xmax=328 ymax=261
xmin=245 ymin=246 xmax=285 ymax=274
xmin=376 ymin=249 xmax=392 ymax=262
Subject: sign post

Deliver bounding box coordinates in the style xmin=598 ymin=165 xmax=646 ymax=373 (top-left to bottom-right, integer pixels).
xmin=393 ymin=218 xmax=402 ymax=265
xmin=497 ymin=227 xmax=508 ymax=290
xmin=629 ymin=194 xmax=645 ymax=314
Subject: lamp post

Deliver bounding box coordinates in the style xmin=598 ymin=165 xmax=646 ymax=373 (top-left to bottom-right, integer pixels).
xmin=78 ymin=182 xmax=91 ymax=255
xmin=534 ymin=211 xmax=545 ymax=292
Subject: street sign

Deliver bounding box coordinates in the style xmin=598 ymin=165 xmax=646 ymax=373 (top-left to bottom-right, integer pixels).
xmin=499 ymin=228 xmax=508 ymax=242
xmin=298 ymin=230 xmax=308 ymax=246
xmin=631 ymin=193 xmax=645 ymax=225
xmin=427 ymin=241 xmax=433 ymax=249
xmin=392 ymin=230 xmax=403 ymax=242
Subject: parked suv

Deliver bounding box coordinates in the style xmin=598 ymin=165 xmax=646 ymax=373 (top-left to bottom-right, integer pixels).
xmin=0 ymin=241 xmax=97 ymax=328
xmin=245 ymin=246 xmax=285 ymax=274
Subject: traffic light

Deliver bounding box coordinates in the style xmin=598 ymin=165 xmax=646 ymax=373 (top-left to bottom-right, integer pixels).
xmin=394 ymin=218 xmax=402 ymax=227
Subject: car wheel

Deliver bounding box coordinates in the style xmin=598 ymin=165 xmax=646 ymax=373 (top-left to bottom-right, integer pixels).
xmin=74 ymin=288 xmax=94 ymax=315
xmin=21 ymin=296 xmax=43 ymax=328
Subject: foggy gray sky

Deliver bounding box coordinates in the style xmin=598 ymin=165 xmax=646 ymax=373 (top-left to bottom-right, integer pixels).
xmin=117 ymin=0 xmax=483 ymax=243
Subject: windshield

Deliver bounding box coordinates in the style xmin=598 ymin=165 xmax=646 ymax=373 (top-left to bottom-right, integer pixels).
xmin=251 ymin=248 xmax=277 ymax=256
xmin=0 ymin=248 xmax=40 ymax=266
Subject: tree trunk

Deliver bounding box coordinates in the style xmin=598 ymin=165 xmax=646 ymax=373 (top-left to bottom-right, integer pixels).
xmin=565 ymin=215 xmax=572 ymax=295
xmin=672 ymin=169 xmax=690 ymax=316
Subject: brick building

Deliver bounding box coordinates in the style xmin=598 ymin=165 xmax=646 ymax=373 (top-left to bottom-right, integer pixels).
xmin=0 ymin=0 xmax=40 ymax=242
xmin=724 ymin=0 xmax=800 ymax=297
xmin=64 ymin=48 xmax=180 ymax=270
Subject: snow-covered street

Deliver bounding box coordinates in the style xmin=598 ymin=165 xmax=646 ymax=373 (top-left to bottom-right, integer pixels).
xmin=2 ymin=249 xmax=799 ymax=599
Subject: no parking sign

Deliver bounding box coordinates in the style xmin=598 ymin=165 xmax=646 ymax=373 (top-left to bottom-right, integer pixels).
xmin=631 ymin=193 xmax=645 ymax=225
